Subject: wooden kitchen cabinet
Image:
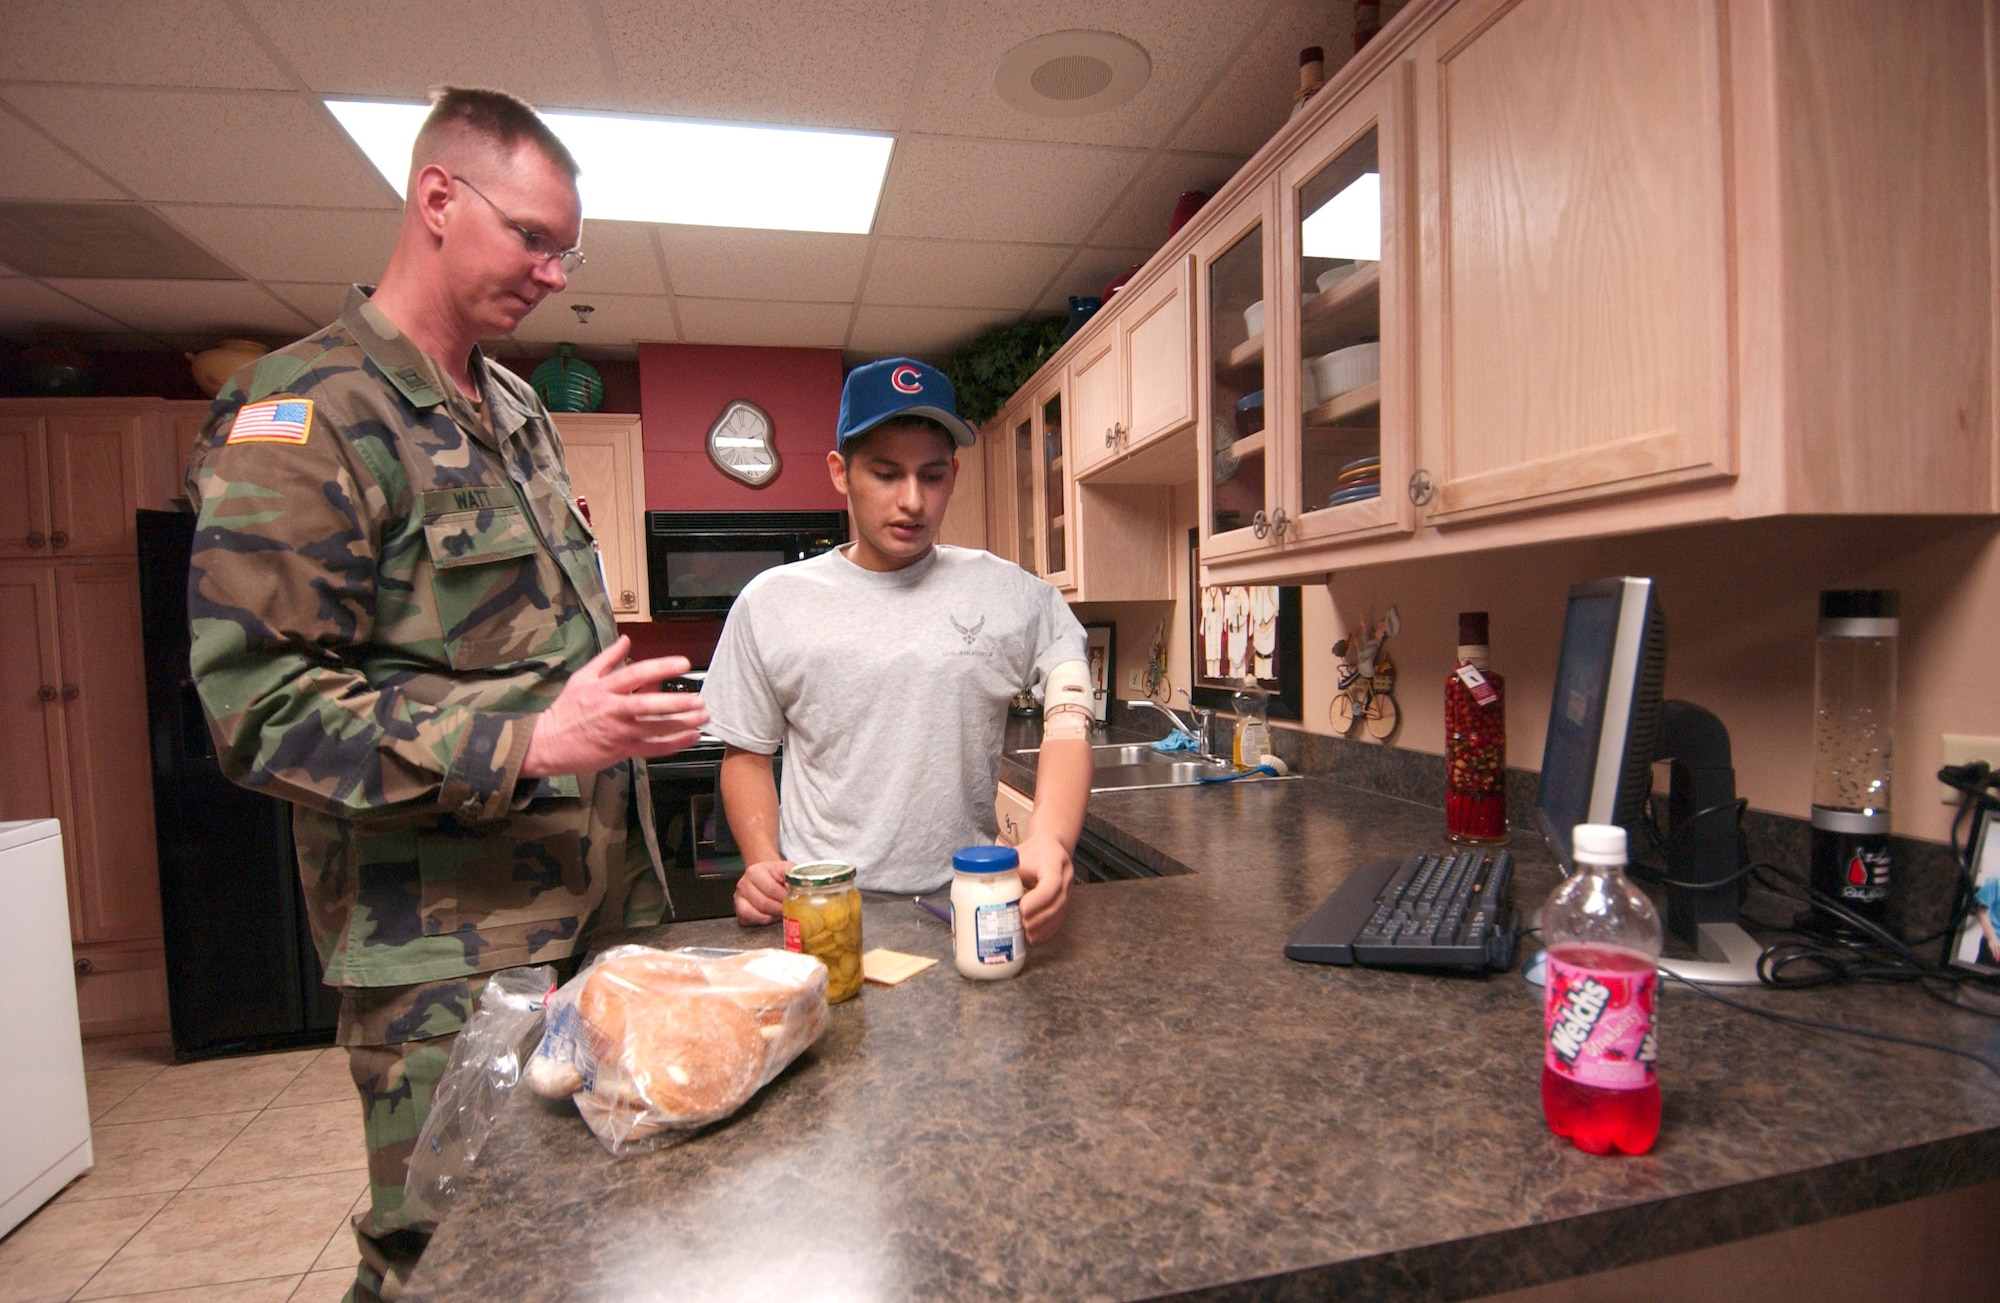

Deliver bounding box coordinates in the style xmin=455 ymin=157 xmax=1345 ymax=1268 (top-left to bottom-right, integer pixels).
xmin=994 ymin=781 xmax=1033 ymax=846
xmin=1409 ymin=0 xmax=1735 ymax=524
xmin=1034 ymin=379 xmax=1074 ymax=590
xmin=1074 ymin=256 xmax=1198 ymax=485
xmin=0 ymin=558 xmax=168 ymax=1037
xmin=1196 ymin=0 xmax=1996 ymax=584
xmin=552 ymin=413 xmax=649 ymax=622
xmin=0 ymin=402 xmax=151 ymax=559
xmin=165 ymin=398 xmax=213 ymax=496
xmin=1194 ymin=184 xmax=1280 ymax=566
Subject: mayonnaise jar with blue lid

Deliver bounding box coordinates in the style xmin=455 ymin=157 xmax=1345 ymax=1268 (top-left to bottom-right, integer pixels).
xmin=950 ymin=846 xmax=1027 ymax=979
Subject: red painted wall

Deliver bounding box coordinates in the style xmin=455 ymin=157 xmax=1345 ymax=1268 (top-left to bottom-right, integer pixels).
xmin=625 ymin=342 xmax=848 ymax=668
xmin=635 ymin=342 xmax=846 ymax=511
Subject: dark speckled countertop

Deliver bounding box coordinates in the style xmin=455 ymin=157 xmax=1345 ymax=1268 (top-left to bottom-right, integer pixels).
xmin=405 ymin=729 xmax=2000 ymax=1303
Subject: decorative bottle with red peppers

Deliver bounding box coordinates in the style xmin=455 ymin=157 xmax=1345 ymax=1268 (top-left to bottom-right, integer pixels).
xmin=1445 ymin=611 xmax=1507 ymax=842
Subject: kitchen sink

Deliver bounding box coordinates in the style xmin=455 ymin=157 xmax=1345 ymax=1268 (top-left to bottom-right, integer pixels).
xmin=1012 ymin=742 xmax=1193 ymax=766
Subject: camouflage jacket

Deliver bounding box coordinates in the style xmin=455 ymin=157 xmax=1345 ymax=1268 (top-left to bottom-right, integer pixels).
xmin=187 ymin=286 xmax=665 ymax=989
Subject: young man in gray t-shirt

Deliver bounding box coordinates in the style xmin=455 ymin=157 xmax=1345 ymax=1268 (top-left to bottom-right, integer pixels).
xmin=702 ymin=357 xmax=1094 ymax=940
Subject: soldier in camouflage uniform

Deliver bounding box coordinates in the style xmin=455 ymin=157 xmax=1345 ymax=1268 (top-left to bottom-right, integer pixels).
xmin=185 ymin=89 xmax=708 ymax=1303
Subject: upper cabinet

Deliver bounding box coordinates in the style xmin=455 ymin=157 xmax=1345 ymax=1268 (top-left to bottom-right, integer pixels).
xmin=0 ymin=405 xmax=152 ymax=559
xmin=983 ymin=0 xmax=1998 ymax=587
xmin=1411 ymin=0 xmax=1734 ymax=524
xmin=1195 ymin=189 xmax=1278 ymax=564
xmin=551 ymin=413 xmax=650 ymax=622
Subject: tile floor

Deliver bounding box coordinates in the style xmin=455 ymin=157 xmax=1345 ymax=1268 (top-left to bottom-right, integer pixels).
xmin=1 ymin=1037 xmax=365 ymax=1303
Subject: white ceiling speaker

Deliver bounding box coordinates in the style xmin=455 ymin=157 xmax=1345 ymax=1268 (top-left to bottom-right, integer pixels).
xmin=993 ymin=31 xmax=1150 ymax=118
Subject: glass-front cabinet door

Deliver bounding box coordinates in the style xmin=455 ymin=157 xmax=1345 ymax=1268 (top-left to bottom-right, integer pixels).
xmin=1278 ymin=67 xmax=1412 ymax=547
xmin=1196 ymin=187 xmax=1278 ymax=562
xmin=1009 ymin=403 xmax=1037 ymax=571
xmin=1034 ymin=378 xmax=1073 ymax=589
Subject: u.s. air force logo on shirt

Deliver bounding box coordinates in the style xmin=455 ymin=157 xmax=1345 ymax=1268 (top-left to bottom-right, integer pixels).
xmin=948 ymin=613 xmax=986 ymax=655
xmin=227 ymin=398 xmax=314 ymax=445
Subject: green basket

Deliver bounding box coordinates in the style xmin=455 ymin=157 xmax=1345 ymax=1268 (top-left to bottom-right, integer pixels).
xmin=529 ymin=343 xmax=604 ymax=413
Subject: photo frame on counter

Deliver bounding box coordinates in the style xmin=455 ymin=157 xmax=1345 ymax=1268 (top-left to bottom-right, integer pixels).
xmin=1082 ymin=622 xmax=1116 ymax=723
xmin=1187 ymin=528 xmax=1302 ymax=720
xmin=1950 ymin=807 xmax=2000 ymax=972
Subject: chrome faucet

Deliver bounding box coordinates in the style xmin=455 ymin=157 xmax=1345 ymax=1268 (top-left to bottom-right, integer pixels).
xmin=1130 ymin=697 xmax=1220 ymax=762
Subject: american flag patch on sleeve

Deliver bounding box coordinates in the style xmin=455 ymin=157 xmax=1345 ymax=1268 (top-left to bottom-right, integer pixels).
xmin=227 ymin=399 xmax=314 ymax=445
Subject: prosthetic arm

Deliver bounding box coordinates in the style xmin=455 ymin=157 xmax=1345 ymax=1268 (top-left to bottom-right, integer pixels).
xmin=1040 ymin=660 xmax=1095 ymax=741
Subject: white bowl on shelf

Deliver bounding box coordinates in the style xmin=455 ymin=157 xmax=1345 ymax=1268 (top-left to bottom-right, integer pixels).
xmin=1242 ymin=300 xmax=1264 ymax=338
xmin=1306 ymin=342 xmax=1381 ymax=403
xmin=1315 ymin=263 xmax=1357 ymax=295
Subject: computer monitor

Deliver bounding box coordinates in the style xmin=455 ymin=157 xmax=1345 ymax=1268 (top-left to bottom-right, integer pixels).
xmin=1535 ymin=578 xmax=1666 ymax=865
xmin=1534 ymin=577 xmax=1763 ymax=984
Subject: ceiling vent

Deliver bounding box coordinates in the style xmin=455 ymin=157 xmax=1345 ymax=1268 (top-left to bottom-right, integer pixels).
xmin=993 ymin=31 xmax=1150 ymax=118
xmin=0 ymin=202 xmax=239 ymax=279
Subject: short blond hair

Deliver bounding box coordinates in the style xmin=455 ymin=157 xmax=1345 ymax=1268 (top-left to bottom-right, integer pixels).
xmin=412 ymin=86 xmax=578 ymax=180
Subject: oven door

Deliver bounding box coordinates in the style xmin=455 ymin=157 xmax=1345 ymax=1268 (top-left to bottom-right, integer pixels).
xmin=648 ymin=532 xmax=801 ymax=618
xmin=648 ymin=754 xmax=738 ymax=921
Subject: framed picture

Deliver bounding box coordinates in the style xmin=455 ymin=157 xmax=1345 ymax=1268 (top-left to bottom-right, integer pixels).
xmin=1082 ymin=622 xmax=1115 ymax=723
xmin=1950 ymin=808 xmax=2000 ymax=973
xmin=1187 ymin=528 xmax=1303 ymax=720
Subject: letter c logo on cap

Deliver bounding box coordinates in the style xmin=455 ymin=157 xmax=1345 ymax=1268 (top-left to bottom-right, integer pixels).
xmin=890 ymin=365 xmax=923 ymax=394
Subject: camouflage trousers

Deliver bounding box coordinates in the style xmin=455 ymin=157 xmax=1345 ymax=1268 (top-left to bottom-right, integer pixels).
xmin=344 ymin=1035 xmax=457 ymax=1303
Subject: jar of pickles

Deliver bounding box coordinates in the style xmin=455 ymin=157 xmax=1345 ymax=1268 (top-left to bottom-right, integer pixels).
xmin=782 ymin=860 xmax=864 ymax=1002
xmin=1445 ymin=611 xmax=1507 ymax=842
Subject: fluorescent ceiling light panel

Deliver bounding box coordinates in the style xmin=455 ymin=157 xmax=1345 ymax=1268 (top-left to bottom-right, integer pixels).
xmin=1300 ymin=172 xmax=1381 ymax=262
xmin=325 ymin=100 xmax=893 ymax=235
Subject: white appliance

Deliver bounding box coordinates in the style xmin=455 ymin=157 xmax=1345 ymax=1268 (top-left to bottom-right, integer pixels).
xmin=0 ymin=820 xmax=93 ymax=1236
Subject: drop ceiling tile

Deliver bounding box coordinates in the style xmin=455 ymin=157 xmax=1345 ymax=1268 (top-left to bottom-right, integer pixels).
xmin=46 ymin=278 xmax=315 ymax=336
xmin=3 ymin=87 xmax=395 ymax=208
xmin=904 ymin=0 xmax=1267 ymax=148
xmin=861 ymin=239 xmax=1071 ymax=310
xmin=564 ymin=220 xmax=667 ymax=296
xmin=0 ymin=0 xmax=292 ymax=90
xmin=875 ymin=136 xmax=1145 ymax=244
xmin=1172 ymin=1 xmax=1354 ymax=155
xmin=675 ymin=298 xmax=851 ymax=349
xmin=158 ymin=206 xmax=400 ymax=284
xmin=266 ymin=283 xmax=352 ymax=327
xmin=655 ymin=228 xmax=868 ymax=302
xmin=1085 ymin=151 xmax=1245 ymax=251
xmin=0 ymin=278 xmax=135 ymax=335
xmin=598 ymin=0 xmax=927 ymax=129
xmin=847 ymin=304 xmax=1019 ymax=359
xmin=235 ymin=0 xmax=617 ymax=107
xmin=0 ymin=111 xmax=123 ymax=201
xmin=508 ymin=291 xmax=681 ymax=347
xmin=1032 ymin=246 xmax=1157 ymax=314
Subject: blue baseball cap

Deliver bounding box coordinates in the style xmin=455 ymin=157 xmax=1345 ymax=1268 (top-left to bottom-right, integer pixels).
xmin=835 ymin=357 xmax=978 ymax=455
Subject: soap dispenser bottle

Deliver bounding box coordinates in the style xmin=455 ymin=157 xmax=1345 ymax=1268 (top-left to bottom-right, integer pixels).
xmin=1232 ymin=676 xmax=1272 ymax=769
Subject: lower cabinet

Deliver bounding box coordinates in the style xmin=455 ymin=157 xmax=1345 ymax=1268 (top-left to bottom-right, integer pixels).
xmin=995 ymin=782 xmax=1034 ymax=846
xmin=0 ymin=558 xmax=169 ymax=1037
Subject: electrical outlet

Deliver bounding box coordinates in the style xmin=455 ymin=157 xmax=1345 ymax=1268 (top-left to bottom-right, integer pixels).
xmin=1128 ymin=670 xmax=1142 ymax=691
xmin=1941 ymin=734 xmax=2000 ymax=803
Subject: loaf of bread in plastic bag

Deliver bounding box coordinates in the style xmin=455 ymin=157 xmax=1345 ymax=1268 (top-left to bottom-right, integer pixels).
xmin=526 ymin=944 xmax=829 ymax=1153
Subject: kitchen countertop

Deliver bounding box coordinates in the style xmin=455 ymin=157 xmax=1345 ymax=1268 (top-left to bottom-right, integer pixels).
xmin=405 ymin=741 xmax=2000 ymax=1302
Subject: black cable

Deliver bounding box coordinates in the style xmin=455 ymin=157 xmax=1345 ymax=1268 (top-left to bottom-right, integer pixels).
xmin=1659 ymin=966 xmax=2000 ymax=1081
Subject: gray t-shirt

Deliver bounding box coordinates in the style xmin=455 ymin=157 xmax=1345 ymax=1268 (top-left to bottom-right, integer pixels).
xmin=702 ymin=544 xmax=1086 ymax=893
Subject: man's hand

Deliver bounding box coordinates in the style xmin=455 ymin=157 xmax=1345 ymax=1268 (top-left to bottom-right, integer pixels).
xmin=1013 ymin=830 xmax=1073 ymax=943
xmin=520 ymin=636 xmax=709 ymax=778
xmin=734 ymin=859 xmax=793 ymax=926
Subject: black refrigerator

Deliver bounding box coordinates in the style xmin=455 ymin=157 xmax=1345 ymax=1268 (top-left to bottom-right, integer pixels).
xmin=137 ymin=509 xmax=338 ymax=1060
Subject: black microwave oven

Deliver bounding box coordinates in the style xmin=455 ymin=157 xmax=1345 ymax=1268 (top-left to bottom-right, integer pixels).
xmin=646 ymin=510 xmax=848 ymax=618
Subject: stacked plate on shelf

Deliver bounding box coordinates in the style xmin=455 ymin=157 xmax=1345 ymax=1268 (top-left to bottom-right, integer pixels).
xmin=1326 ymin=455 xmax=1380 ymax=507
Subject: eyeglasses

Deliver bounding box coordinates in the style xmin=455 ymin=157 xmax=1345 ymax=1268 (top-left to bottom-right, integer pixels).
xmin=449 ymin=174 xmax=586 ymax=274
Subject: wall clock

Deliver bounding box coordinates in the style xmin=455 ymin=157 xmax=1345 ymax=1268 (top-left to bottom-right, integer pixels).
xmin=707 ymin=399 xmax=780 ymax=486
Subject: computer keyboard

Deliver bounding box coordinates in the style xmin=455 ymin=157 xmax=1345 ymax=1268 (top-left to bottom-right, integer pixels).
xmin=1284 ymin=848 xmax=1519 ymax=971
